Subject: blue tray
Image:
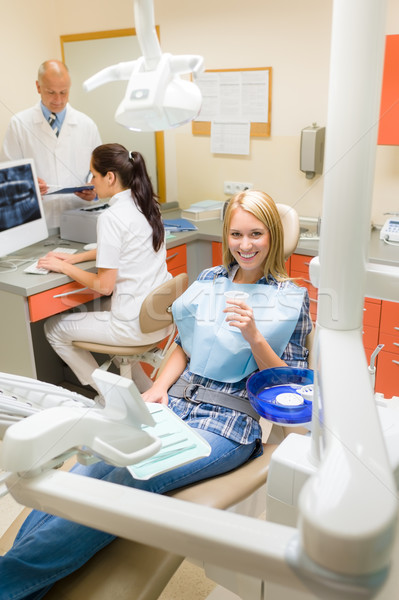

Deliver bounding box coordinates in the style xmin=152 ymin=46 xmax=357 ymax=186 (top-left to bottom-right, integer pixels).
xmin=246 ymin=367 xmax=313 ymax=425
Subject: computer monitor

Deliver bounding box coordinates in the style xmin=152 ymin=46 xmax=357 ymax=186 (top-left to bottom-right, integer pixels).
xmin=0 ymin=159 xmax=48 ymax=262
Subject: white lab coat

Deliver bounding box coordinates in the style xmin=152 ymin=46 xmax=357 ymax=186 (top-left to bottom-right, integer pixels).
xmin=1 ymin=103 xmax=101 ymax=229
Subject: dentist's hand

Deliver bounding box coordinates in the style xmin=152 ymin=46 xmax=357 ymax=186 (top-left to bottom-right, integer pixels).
xmin=38 ymin=178 xmax=48 ymax=195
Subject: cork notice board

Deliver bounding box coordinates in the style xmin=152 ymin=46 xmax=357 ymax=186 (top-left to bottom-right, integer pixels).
xmin=192 ymin=67 xmax=272 ymax=137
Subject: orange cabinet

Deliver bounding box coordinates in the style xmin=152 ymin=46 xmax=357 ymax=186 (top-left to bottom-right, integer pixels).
xmin=362 ymin=298 xmax=381 ymax=364
xmin=212 ymin=241 xmax=223 ymax=266
xmin=28 ymin=282 xmax=102 ymax=323
xmin=166 ymin=244 xmax=187 ymax=276
xmin=290 ymin=254 xmax=318 ymax=321
xmin=376 ymin=301 xmax=399 ymax=398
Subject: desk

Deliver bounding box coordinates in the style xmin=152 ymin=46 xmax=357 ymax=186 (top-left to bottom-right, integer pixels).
xmin=0 ymin=217 xmax=224 ymax=384
xmin=0 ymin=219 xmax=397 ymax=385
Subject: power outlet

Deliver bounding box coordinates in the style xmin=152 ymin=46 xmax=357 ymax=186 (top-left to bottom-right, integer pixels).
xmin=224 ymin=181 xmax=254 ymax=195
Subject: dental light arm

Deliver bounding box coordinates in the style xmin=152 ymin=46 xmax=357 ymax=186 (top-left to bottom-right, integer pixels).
xmin=83 ymin=61 xmax=139 ymax=91
xmin=82 ymin=0 xmax=204 ymax=131
xmin=133 ymin=0 xmax=161 ymax=69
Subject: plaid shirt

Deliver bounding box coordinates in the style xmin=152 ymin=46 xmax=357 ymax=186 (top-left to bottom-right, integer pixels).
xmin=169 ymin=265 xmax=312 ymax=444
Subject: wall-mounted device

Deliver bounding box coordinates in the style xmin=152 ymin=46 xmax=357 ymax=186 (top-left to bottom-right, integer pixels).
xmin=300 ymin=123 xmax=326 ymax=179
xmin=380 ymin=217 xmax=399 ymax=242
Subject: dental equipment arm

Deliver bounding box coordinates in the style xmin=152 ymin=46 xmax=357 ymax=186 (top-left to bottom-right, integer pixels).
xmin=1 ymin=370 xmax=161 ymax=475
xmin=133 ymin=0 xmax=161 ymax=69
xmin=83 ymin=0 xmax=204 ymax=131
xmin=297 ymin=0 xmax=397 ymax=579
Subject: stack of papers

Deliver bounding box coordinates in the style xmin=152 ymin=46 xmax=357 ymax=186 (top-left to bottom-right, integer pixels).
xmin=163 ymin=218 xmax=198 ymax=232
xmin=181 ymin=200 xmax=225 ymax=221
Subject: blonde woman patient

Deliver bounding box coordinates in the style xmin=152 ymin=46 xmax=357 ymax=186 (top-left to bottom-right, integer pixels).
xmin=0 ymin=189 xmax=311 ymax=599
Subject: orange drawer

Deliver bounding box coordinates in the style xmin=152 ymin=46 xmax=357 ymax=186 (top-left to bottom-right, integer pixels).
xmin=291 ymin=254 xmax=317 ymax=301
xmin=28 ymin=282 xmax=103 ymax=323
xmin=380 ymin=300 xmax=399 ymax=334
xmin=375 ymin=350 xmax=399 ymax=398
xmin=212 ymin=242 xmax=223 ymax=266
xmin=362 ymin=325 xmax=379 ymax=350
xmin=378 ymin=331 xmax=399 ymax=356
xmin=363 ymin=299 xmax=381 ymax=327
xmin=291 ymin=276 xmax=318 ymax=301
xmin=166 ymin=244 xmax=187 ymax=273
xmin=290 ymin=253 xmax=312 ymax=274
xmin=168 ymin=263 xmax=187 ymax=277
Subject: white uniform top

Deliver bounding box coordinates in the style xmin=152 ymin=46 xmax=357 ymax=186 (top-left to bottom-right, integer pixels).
xmin=96 ymin=189 xmax=172 ymax=343
xmin=1 ymin=103 xmax=101 ymax=229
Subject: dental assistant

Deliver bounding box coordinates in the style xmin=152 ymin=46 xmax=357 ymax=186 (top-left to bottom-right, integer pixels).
xmin=38 ymin=143 xmax=171 ymax=394
xmin=0 ymin=190 xmax=312 ymax=599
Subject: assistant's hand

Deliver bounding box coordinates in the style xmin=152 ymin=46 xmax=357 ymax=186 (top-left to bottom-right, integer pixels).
xmin=224 ymin=298 xmax=259 ymax=343
xmin=75 ymin=188 xmax=97 ymax=202
xmin=37 ymin=251 xmax=79 ymax=272
xmin=36 ymin=253 xmax=65 ymax=273
xmin=142 ymin=382 xmax=169 ymax=405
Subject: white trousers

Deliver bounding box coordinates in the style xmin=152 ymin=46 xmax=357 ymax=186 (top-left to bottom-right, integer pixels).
xmin=44 ymin=305 xmax=152 ymax=393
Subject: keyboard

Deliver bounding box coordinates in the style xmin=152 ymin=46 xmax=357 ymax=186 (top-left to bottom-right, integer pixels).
xmin=24 ymin=247 xmax=78 ymax=275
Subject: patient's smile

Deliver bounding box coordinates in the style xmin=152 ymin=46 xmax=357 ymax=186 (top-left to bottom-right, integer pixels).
xmin=238 ymin=251 xmax=257 ymax=260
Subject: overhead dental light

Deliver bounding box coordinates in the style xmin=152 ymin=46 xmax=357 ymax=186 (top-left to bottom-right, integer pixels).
xmin=83 ymin=0 xmax=204 ymax=132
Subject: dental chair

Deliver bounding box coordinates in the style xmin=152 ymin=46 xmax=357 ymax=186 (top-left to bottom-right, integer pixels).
xmin=72 ymin=273 xmax=189 ymax=380
xmin=0 ymin=203 xmax=308 ymax=600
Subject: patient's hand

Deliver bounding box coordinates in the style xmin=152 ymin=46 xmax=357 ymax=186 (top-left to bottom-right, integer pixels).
xmin=224 ymin=299 xmax=258 ymax=342
xmin=142 ymin=383 xmax=169 ymax=405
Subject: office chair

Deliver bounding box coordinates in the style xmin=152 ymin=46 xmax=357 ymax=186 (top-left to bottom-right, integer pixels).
xmin=0 ymin=203 xmax=310 ymax=599
xmin=72 ymin=273 xmax=189 ymax=381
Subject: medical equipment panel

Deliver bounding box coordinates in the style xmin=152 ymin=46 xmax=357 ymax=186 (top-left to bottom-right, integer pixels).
xmin=380 ymin=217 xmax=399 ymax=242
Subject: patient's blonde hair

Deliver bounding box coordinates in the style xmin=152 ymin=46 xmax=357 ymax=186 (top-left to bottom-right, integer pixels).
xmin=222 ymin=190 xmax=289 ymax=281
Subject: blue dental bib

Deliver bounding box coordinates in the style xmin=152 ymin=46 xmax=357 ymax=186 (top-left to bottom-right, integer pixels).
xmin=172 ymin=277 xmax=305 ymax=383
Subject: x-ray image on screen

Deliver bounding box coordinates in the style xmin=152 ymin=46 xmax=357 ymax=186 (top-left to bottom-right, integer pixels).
xmin=0 ymin=159 xmax=48 ymax=259
xmin=0 ymin=163 xmax=41 ymax=233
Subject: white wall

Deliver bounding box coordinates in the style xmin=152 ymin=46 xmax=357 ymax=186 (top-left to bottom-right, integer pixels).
xmin=1 ymin=0 xmax=398 ymax=224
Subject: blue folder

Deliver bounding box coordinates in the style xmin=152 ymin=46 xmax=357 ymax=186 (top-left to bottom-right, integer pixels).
xmin=163 ymin=218 xmax=198 ymax=232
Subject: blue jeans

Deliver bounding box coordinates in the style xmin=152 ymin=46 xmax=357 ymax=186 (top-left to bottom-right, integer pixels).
xmin=0 ymin=430 xmax=260 ymax=600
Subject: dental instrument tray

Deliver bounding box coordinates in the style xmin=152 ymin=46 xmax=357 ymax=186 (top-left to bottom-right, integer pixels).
xmin=1 ymin=369 xmax=211 ymax=480
xmin=127 ymin=402 xmax=211 ymax=480
xmin=246 ymin=367 xmax=313 ymax=426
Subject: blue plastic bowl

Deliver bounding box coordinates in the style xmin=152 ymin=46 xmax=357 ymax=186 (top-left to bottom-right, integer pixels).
xmin=246 ymin=367 xmax=314 ymax=425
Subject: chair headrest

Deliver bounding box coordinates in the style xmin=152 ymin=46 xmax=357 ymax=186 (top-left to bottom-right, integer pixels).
xmin=276 ymin=203 xmax=300 ymax=260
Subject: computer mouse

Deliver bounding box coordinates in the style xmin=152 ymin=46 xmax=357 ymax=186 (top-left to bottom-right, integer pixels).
xmin=83 ymin=243 xmax=97 ymax=251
